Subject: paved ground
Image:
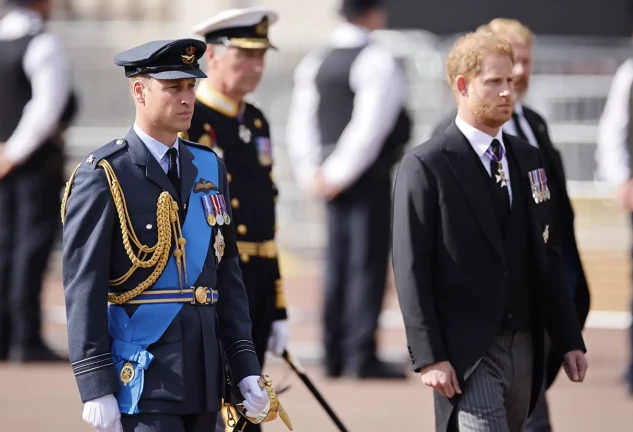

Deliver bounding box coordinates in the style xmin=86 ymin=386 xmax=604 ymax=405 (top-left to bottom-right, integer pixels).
xmin=0 ymin=328 xmax=630 ymax=431
xmin=2 ymin=197 xmax=633 ymax=431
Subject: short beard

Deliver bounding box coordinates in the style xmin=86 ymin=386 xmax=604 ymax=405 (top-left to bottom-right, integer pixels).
xmin=470 ymin=92 xmax=511 ymax=129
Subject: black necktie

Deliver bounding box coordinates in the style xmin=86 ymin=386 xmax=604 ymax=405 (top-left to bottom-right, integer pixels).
xmin=166 ymin=147 xmax=180 ymax=193
xmin=511 ymin=112 xmax=529 ymax=143
xmin=489 ymin=139 xmax=511 ymax=229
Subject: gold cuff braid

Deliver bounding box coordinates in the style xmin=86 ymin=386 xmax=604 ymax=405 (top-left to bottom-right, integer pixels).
xmin=60 ymin=160 xmax=188 ymax=304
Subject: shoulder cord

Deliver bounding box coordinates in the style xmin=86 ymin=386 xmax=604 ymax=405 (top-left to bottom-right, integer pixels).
xmin=60 ymin=161 xmax=188 ymax=304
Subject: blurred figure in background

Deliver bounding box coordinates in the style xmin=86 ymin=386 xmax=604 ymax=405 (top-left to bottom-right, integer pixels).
xmin=0 ymin=0 xmax=76 ymax=362
xmin=595 ymin=47 xmax=633 ymax=396
xmin=432 ymin=19 xmax=591 ymax=430
xmin=183 ymin=7 xmax=290 ymax=432
xmin=286 ymin=0 xmax=411 ymax=379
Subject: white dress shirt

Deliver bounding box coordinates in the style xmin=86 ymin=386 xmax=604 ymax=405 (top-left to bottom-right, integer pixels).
xmin=133 ymin=123 xmax=180 ymax=177
xmin=286 ymin=22 xmax=408 ymax=191
xmin=502 ymin=102 xmax=539 ymax=149
xmin=595 ymin=58 xmax=633 ymax=186
xmin=455 ymin=115 xmax=513 ymax=204
xmin=0 ymin=8 xmax=71 ymax=165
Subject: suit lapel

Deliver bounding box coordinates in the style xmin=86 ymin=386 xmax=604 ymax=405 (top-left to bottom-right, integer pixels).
xmin=125 ymin=128 xmax=180 ymax=199
xmin=178 ymin=139 xmax=198 ymax=209
xmin=442 ymin=123 xmax=506 ymax=265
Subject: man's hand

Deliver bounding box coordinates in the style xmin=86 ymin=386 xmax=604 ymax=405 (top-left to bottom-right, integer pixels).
xmin=267 ymin=319 xmax=290 ymax=356
xmin=562 ymin=350 xmax=588 ymax=383
xmin=616 ymin=180 xmax=633 ymax=211
xmin=238 ymin=375 xmax=270 ymax=418
xmin=419 ymin=361 xmax=462 ymax=398
xmin=0 ymin=144 xmax=14 ymax=180
xmin=82 ymin=393 xmax=122 ymax=432
xmin=310 ymin=169 xmax=341 ymax=201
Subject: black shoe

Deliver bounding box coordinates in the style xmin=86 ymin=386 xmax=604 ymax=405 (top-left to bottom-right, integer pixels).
xmin=323 ymin=360 xmax=342 ymax=378
xmin=345 ymin=359 xmax=408 ymax=380
xmin=324 ymin=367 xmax=342 ymax=378
xmin=9 ymin=343 xmax=68 ymax=363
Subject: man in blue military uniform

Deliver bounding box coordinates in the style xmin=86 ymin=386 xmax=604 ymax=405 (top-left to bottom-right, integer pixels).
xmin=61 ymin=39 xmax=270 ymax=432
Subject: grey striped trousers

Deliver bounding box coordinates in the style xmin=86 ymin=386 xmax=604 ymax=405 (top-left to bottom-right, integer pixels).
xmin=450 ymin=330 xmax=533 ymax=432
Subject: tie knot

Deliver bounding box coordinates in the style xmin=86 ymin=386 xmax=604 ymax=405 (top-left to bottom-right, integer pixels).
xmin=490 ymin=139 xmax=502 ymax=158
xmin=167 ymin=147 xmax=178 ymax=162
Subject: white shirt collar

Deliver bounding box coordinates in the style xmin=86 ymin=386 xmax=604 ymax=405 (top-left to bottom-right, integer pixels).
xmin=455 ymin=114 xmax=505 ymax=158
xmin=513 ymin=102 xmax=524 ymax=116
xmin=133 ymin=123 xmax=179 ymax=163
xmin=329 ymin=22 xmax=371 ymax=47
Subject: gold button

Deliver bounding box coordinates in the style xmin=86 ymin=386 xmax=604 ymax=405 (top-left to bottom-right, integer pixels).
xmin=237 ymin=224 xmax=247 ymax=235
xmin=273 ymin=224 xmax=277 ymax=233
xmin=227 ymin=173 xmax=232 ymax=183
xmin=269 ymin=171 xmax=273 ymax=180
xmin=231 ymin=198 xmax=239 ymax=209
xmin=240 ymin=253 xmax=250 ymax=263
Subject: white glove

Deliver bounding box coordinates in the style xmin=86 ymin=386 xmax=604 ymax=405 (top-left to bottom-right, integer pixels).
xmin=267 ymin=319 xmax=290 ymax=356
xmin=82 ymin=394 xmax=123 ymax=432
xmin=238 ymin=375 xmax=269 ymax=418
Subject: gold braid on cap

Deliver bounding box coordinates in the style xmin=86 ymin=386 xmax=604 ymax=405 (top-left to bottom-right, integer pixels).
xmin=61 ymin=160 xmax=188 ymax=304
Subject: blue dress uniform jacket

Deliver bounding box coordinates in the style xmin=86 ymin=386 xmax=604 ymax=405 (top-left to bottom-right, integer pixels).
xmin=61 ymin=128 xmax=260 ymax=415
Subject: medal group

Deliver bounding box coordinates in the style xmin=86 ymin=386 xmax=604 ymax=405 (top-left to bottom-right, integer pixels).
xmin=528 ymin=168 xmax=550 ymax=203
xmin=202 ymin=193 xmax=231 ymax=227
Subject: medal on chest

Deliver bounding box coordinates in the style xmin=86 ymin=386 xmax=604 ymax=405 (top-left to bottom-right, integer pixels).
xmin=201 ymin=193 xmax=231 ymax=227
xmin=528 ymin=169 xmax=550 ymax=203
xmin=255 ymin=136 xmax=273 ymax=166
xmin=485 ymin=145 xmax=507 ymax=188
xmin=238 ymin=124 xmax=252 ymax=143
xmin=237 ymin=109 xmax=251 ymax=143
xmin=214 ymin=229 xmax=225 ymax=263
xmin=495 ymin=165 xmax=508 ymax=187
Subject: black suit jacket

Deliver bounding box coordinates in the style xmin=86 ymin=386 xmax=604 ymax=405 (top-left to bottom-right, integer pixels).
xmin=62 ymin=129 xmax=260 ymax=414
xmin=432 ymin=110 xmax=591 ymax=388
xmin=392 ymin=123 xmax=586 ymax=429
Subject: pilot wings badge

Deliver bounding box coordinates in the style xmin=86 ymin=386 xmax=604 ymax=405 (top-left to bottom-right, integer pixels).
xmin=181 ymin=46 xmax=196 ymax=65
xmin=194 ymin=178 xmax=217 ymax=194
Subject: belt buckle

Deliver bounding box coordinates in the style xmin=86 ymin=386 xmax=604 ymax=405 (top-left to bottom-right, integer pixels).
xmin=193 ymin=286 xmax=210 ymax=305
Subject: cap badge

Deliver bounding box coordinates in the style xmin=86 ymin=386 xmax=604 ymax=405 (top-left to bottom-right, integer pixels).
xmin=181 ymin=46 xmax=196 ymax=65
xmin=255 ymin=17 xmax=269 ymax=36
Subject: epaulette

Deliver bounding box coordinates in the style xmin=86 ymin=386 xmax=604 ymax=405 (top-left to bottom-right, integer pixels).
xmin=81 ymin=138 xmax=128 ymax=170
xmin=244 ymin=101 xmax=269 ymax=125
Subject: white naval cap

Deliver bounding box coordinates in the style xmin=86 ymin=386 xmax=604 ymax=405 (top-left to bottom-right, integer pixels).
xmin=193 ymin=7 xmax=279 ymax=50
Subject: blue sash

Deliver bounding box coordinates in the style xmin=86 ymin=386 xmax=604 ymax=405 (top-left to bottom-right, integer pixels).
xmin=109 ymin=146 xmax=218 ymax=414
